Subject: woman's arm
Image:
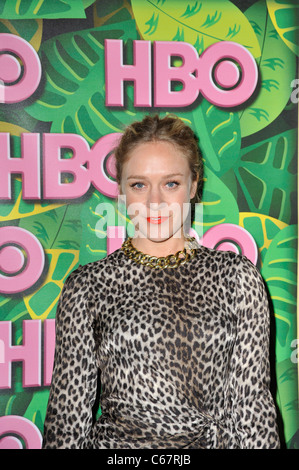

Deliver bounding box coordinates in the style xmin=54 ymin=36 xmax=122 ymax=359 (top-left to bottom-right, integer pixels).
xmin=229 ymin=256 xmax=280 ymax=449
xmin=42 ymin=265 xmax=98 ymax=449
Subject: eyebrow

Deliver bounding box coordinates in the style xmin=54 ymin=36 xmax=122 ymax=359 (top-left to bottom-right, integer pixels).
xmin=127 ymin=173 xmax=184 ymax=180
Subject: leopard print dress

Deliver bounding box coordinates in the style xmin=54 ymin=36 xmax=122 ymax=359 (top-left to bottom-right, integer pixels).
xmin=42 ymin=243 xmax=280 ymax=449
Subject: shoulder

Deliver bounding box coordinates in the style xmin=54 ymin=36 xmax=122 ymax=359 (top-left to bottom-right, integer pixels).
xmin=63 ymin=247 xmax=125 ymax=290
xmin=196 ymin=245 xmax=264 ymax=294
xmin=197 ymin=244 xmax=257 ymax=275
xmin=56 ymin=248 xmax=126 ymax=323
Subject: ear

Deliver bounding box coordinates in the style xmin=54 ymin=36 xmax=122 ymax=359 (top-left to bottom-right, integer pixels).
xmin=190 ymin=174 xmax=199 ymax=200
xmin=117 ymin=182 xmax=124 ymax=197
xmin=117 ymin=185 xmax=127 ymax=208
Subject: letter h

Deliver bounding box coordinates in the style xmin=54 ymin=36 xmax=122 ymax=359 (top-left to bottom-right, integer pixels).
xmin=0 ymin=133 xmax=40 ymax=200
xmin=0 ymin=320 xmax=41 ymax=389
xmin=105 ymin=39 xmax=151 ymax=107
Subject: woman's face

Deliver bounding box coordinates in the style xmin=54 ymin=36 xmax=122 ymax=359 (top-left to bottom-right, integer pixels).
xmin=119 ymin=140 xmax=198 ymax=243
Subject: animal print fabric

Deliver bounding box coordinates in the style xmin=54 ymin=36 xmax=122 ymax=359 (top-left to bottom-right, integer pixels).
xmin=42 ymin=245 xmax=280 ymax=449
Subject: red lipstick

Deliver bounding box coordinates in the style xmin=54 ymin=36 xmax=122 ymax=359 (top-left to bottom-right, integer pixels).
xmin=146 ymin=216 xmax=168 ymax=224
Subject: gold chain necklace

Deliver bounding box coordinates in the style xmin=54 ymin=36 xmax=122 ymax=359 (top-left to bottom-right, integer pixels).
xmin=121 ymin=236 xmax=199 ymax=269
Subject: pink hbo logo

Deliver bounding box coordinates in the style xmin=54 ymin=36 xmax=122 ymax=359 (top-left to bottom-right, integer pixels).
xmin=105 ymin=39 xmax=258 ymax=108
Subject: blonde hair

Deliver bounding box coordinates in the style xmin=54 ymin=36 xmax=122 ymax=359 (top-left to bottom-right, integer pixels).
xmin=114 ymin=114 xmax=203 ymax=204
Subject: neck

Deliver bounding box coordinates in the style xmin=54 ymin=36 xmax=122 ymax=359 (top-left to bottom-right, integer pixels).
xmin=130 ymin=235 xmax=187 ymax=257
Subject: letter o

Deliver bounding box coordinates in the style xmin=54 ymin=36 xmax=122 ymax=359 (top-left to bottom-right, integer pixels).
xmin=90 ymin=133 xmax=122 ymax=198
xmin=0 ymin=416 xmax=42 ymax=449
xmin=198 ymin=41 xmax=258 ymax=107
xmin=0 ymin=227 xmax=45 ymax=294
xmin=0 ymin=34 xmax=41 ymax=103
xmin=200 ymin=223 xmax=258 ymax=265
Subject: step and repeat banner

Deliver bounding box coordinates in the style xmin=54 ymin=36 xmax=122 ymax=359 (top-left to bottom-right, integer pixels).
xmin=0 ymin=0 xmax=298 ymax=449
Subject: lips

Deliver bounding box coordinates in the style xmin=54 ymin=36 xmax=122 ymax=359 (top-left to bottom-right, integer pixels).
xmin=146 ymin=216 xmax=169 ymax=224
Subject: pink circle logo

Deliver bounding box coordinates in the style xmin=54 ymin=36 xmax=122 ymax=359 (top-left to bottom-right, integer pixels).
xmin=0 ymin=416 xmax=42 ymax=449
xmin=0 ymin=227 xmax=45 ymax=294
xmin=199 ymin=41 xmax=258 ymax=107
xmin=0 ymin=34 xmax=41 ymax=103
xmin=200 ymin=223 xmax=258 ymax=265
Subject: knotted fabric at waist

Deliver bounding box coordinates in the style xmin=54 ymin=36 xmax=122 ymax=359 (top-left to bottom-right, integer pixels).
xmin=98 ymin=401 xmax=237 ymax=449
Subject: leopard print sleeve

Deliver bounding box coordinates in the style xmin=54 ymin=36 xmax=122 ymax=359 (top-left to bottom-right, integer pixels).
xmin=228 ymin=256 xmax=280 ymax=449
xmin=42 ymin=265 xmax=97 ymax=449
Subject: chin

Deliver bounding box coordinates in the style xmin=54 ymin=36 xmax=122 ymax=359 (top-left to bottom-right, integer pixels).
xmin=132 ymin=216 xmax=185 ymax=241
xmin=135 ymin=226 xmax=184 ymax=242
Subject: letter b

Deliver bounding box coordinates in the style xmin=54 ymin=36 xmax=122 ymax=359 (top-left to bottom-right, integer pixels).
xmin=154 ymin=41 xmax=200 ymax=107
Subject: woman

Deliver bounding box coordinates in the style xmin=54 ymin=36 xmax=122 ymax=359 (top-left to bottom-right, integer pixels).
xmin=42 ymin=114 xmax=280 ymax=449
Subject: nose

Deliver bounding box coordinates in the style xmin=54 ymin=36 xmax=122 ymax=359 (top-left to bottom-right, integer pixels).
xmin=147 ymin=185 xmax=163 ymax=206
xmin=147 ymin=187 xmax=168 ymax=215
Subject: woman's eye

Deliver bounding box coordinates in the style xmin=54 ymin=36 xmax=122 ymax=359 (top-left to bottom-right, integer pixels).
xmin=130 ymin=182 xmax=144 ymax=189
xmin=130 ymin=181 xmax=180 ymax=190
xmin=166 ymin=181 xmax=179 ymax=188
